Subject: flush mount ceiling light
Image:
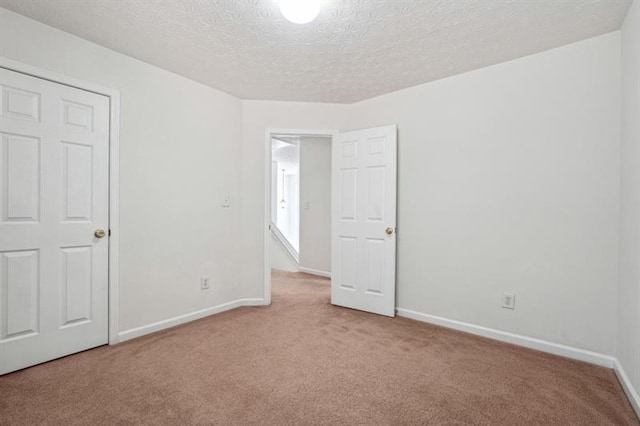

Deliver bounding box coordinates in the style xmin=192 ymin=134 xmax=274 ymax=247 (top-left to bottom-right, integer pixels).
xmin=279 ymin=0 xmax=321 ymax=24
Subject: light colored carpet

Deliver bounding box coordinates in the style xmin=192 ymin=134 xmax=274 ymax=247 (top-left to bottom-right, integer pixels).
xmin=0 ymin=270 xmax=637 ymax=425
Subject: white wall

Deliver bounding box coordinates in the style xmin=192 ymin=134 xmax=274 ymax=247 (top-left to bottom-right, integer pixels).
xmin=299 ymin=137 xmax=332 ymax=274
xmin=0 ymin=8 xmax=245 ymax=332
xmin=239 ymin=101 xmax=349 ymax=298
xmin=618 ymin=0 xmax=640 ymax=397
xmin=346 ymin=33 xmax=621 ymax=355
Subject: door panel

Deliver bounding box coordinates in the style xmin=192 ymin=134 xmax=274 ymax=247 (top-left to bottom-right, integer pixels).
xmin=0 ymin=68 xmax=109 ymax=375
xmin=2 ymin=133 xmax=40 ymax=222
xmin=365 ymin=238 xmax=384 ymax=294
xmin=339 ymin=169 xmax=357 ymax=220
xmin=60 ymin=246 xmax=93 ymax=327
xmin=61 ymin=142 xmax=93 ymax=221
xmin=331 ymin=125 xmax=397 ymax=317
xmin=1 ymin=249 xmax=39 ymax=340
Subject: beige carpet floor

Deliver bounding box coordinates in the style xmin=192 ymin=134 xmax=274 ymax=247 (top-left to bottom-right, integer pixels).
xmin=0 ymin=270 xmax=638 ymax=425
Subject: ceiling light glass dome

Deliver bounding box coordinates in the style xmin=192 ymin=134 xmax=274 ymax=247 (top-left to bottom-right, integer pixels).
xmin=279 ymin=0 xmax=321 ymax=24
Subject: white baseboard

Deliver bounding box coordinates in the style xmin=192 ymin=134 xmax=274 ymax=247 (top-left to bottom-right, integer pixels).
xmin=396 ymin=308 xmax=614 ymax=368
xmin=614 ymin=359 xmax=640 ymax=419
xmin=117 ymin=298 xmax=266 ymax=343
xmin=241 ymin=297 xmax=270 ymax=306
xmin=298 ymin=267 xmax=331 ymax=278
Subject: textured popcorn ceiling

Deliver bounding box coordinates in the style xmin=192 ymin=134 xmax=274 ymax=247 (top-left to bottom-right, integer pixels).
xmin=0 ymin=0 xmax=632 ymax=103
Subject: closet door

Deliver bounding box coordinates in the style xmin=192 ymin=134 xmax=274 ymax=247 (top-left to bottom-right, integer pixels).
xmin=0 ymin=67 xmax=109 ymax=374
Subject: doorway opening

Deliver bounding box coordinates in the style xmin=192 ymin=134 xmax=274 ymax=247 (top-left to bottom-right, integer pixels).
xmin=271 ymin=136 xmax=300 ymax=263
xmin=264 ymin=129 xmax=336 ymax=303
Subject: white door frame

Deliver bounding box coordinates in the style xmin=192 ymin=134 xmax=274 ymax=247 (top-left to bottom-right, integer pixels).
xmin=264 ymin=128 xmax=337 ymax=304
xmin=0 ymin=57 xmax=121 ymax=345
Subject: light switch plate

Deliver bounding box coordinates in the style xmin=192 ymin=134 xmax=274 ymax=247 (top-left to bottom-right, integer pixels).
xmin=201 ymin=276 xmax=210 ymax=290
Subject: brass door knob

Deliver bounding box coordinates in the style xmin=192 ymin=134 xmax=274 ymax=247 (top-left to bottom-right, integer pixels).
xmin=94 ymin=229 xmax=106 ymax=239
xmin=385 ymin=227 xmax=394 ymax=235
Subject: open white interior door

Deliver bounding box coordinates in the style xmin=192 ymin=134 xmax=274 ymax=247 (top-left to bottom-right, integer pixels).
xmin=331 ymin=125 xmax=397 ymax=317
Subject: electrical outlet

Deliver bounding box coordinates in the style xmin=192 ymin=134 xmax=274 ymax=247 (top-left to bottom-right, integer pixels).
xmin=201 ymin=276 xmax=210 ymax=290
xmin=502 ymin=293 xmax=515 ymax=309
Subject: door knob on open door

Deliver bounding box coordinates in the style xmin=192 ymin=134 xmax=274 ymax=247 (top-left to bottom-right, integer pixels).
xmin=385 ymin=227 xmax=394 ymax=235
xmin=94 ymin=229 xmax=106 ymax=239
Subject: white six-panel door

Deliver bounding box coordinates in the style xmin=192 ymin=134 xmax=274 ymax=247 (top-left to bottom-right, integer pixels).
xmin=0 ymin=68 xmax=109 ymax=374
xmin=331 ymin=125 xmax=397 ymax=317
